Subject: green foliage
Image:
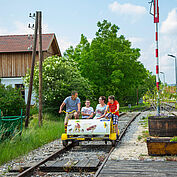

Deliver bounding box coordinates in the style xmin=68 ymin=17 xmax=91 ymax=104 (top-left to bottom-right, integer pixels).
xmin=0 ymin=113 xmax=64 ymax=166
xmin=64 ymin=20 xmax=154 ymax=105
xmin=162 ymin=86 xmax=177 ymax=102
xmin=24 ymin=56 xmax=94 ymax=112
xmin=170 ymin=136 xmax=177 ymax=142
xmin=0 ymin=83 xmax=25 ymax=116
xmin=144 ymin=83 xmax=177 ymax=111
xmin=119 ymin=103 xmax=150 ymax=112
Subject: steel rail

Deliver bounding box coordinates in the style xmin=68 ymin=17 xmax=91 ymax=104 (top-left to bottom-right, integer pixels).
xmin=161 ymin=103 xmax=177 ymax=116
xmin=17 ymin=142 xmax=75 ymax=177
xmin=16 ymin=112 xmax=134 ymax=177
xmin=94 ymin=112 xmax=141 ymax=177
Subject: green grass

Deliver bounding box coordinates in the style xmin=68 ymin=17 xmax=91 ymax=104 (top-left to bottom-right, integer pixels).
xmin=137 ymin=115 xmax=150 ymax=141
xmin=0 ymin=113 xmax=64 ymax=165
xmin=141 ymin=116 xmax=149 ymax=128
xmin=119 ymin=103 xmax=150 ymax=113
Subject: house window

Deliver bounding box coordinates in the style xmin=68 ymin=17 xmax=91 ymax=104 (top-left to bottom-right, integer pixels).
xmin=15 ymin=84 xmax=25 ymax=100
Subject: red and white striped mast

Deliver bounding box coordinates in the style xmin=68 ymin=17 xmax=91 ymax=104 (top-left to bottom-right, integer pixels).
xmin=149 ymin=0 xmax=160 ymax=115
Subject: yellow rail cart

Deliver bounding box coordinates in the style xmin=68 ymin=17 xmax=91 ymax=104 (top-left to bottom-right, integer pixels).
xmin=61 ymin=118 xmax=119 ymax=147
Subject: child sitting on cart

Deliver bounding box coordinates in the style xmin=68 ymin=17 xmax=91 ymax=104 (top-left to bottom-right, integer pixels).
xmin=81 ymin=99 xmax=94 ymax=119
xmin=105 ymin=95 xmax=119 ymax=139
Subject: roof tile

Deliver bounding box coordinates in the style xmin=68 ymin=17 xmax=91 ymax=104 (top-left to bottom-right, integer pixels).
xmin=0 ymin=33 xmax=55 ymax=53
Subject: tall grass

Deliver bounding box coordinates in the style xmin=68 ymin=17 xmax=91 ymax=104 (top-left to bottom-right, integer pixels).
xmin=119 ymin=103 xmax=150 ymax=112
xmin=0 ymin=113 xmax=64 ymax=165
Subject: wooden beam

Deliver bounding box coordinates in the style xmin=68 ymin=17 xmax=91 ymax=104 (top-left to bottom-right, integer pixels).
xmin=38 ymin=11 xmax=43 ymax=127
xmin=25 ymin=11 xmax=38 ymax=128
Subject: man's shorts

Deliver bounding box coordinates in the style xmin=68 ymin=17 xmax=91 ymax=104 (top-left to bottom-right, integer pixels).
xmin=106 ymin=112 xmax=119 ymax=125
xmin=64 ymin=112 xmax=77 ymax=124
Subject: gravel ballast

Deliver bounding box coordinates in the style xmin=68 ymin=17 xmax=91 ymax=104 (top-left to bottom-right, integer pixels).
xmin=110 ymin=111 xmax=177 ymax=161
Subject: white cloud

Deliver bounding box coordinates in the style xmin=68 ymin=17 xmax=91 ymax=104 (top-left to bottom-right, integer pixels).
xmin=0 ymin=20 xmax=75 ymax=55
xmin=13 ymin=21 xmax=49 ymax=35
xmin=139 ymin=39 xmax=176 ymax=84
xmin=87 ymin=38 xmax=92 ymax=43
xmin=151 ymin=8 xmax=177 ymax=83
xmin=57 ymin=36 xmax=92 ymax=54
xmin=109 ymin=1 xmax=147 ymax=16
xmin=159 ymin=54 xmax=176 ymax=84
xmin=57 ymin=36 xmax=76 ymax=54
xmin=0 ymin=21 xmax=50 ymax=35
xmin=128 ymin=37 xmax=143 ymax=47
xmin=13 ymin=21 xmax=33 ymax=34
xmin=160 ymin=8 xmax=177 ymax=35
xmin=0 ymin=27 xmax=8 ymax=34
xmin=139 ymin=43 xmax=155 ymax=72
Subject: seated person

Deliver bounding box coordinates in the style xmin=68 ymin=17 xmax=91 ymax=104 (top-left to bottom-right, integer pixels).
xmin=105 ymin=95 xmax=119 ymax=139
xmin=93 ymin=96 xmax=107 ymax=119
xmin=81 ymin=99 xmax=94 ymax=119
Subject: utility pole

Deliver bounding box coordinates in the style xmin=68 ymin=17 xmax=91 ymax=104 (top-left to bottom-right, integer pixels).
xmin=149 ymin=0 xmax=160 ymax=116
xmin=25 ymin=12 xmax=38 ymax=128
xmin=38 ymin=11 xmax=43 ymax=126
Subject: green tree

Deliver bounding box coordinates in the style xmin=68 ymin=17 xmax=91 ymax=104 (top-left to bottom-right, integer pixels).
xmin=0 ymin=83 xmax=25 ymax=116
xmin=24 ymin=56 xmax=93 ymax=112
xmin=139 ymin=70 xmax=156 ymax=104
xmin=64 ymin=20 xmax=149 ymax=105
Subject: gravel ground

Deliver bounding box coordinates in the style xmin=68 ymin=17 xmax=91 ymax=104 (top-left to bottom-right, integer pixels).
xmin=110 ymin=110 xmax=177 ymax=161
xmin=1 ymin=110 xmax=177 ymax=176
xmin=0 ymin=139 xmax=63 ymax=176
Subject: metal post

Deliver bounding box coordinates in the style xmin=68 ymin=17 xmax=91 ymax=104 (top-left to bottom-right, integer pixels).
xmin=160 ymin=72 xmax=165 ymax=85
xmin=153 ymin=0 xmax=160 ymax=116
xmin=168 ymin=54 xmax=177 ymax=95
xmin=155 ymin=22 xmax=160 ymax=115
xmin=38 ymin=11 xmax=43 ymax=127
xmin=25 ymin=11 xmax=38 ymax=128
xmin=175 ymin=56 xmax=177 ymax=94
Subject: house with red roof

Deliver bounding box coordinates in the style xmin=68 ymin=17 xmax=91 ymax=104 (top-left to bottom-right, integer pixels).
xmin=0 ymin=33 xmax=61 ymax=104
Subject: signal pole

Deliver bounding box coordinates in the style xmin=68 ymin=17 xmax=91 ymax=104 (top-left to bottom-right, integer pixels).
xmin=149 ymin=0 xmax=160 ymax=116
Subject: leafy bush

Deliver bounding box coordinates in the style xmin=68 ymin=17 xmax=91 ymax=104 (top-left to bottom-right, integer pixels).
xmin=24 ymin=56 xmax=94 ymax=113
xmin=0 ymin=83 xmax=26 ymax=116
xmin=170 ymin=136 xmax=177 ymax=142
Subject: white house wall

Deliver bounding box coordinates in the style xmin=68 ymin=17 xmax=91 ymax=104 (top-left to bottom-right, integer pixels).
xmin=1 ymin=77 xmax=36 ymax=105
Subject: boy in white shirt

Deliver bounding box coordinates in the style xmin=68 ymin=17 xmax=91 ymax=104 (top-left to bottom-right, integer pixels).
xmin=81 ymin=99 xmax=94 ymax=119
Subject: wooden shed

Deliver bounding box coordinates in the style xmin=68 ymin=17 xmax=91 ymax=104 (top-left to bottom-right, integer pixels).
xmin=0 ymin=33 xmax=61 ymax=77
xmin=0 ymin=33 xmax=62 ymax=104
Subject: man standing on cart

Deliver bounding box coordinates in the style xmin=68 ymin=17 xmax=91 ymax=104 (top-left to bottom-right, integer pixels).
xmin=59 ymin=91 xmax=81 ymax=127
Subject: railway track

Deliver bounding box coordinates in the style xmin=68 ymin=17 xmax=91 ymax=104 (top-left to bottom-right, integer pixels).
xmin=10 ymin=112 xmax=140 ymax=177
xmin=97 ymin=107 xmax=177 ymax=177
xmin=161 ymin=102 xmax=177 ymax=116
xmin=4 ymin=106 xmax=176 ymax=177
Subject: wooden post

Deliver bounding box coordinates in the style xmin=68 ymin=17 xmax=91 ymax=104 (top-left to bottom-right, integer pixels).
xmin=38 ymin=11 xmax=43 ymax=126
xmin=137 ymin=88 xmax=139 ymax=105
xmin=25 ymin=11 xmax=38 ymax=128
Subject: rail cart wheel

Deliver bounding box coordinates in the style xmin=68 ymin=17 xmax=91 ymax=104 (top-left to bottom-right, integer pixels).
xmin=62 ymin=140 xmax=68 ymax=147
xmin=75 ymin=140 xmax=79 ymax=146
xmin=105 ymin=140 xmax=107 ymax=145
xmin=112 ymin=140 xmax=116 ymax=147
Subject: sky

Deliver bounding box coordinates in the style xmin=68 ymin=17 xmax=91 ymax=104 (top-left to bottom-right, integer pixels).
xmin=0 ymin=0 xmax=177 ymax=84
